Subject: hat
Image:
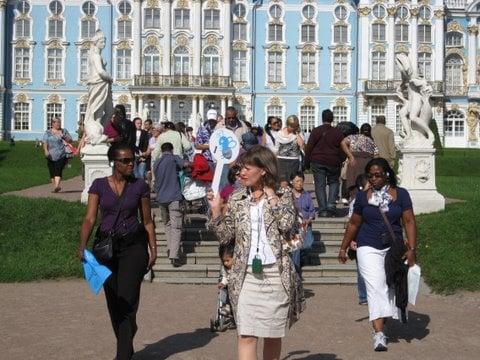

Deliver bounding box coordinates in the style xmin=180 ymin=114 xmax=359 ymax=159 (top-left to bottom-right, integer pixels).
xmin=241 ymin=132 xmax=259 ymax=151
xmin=206 ymin=109 xmax=218 ymax=120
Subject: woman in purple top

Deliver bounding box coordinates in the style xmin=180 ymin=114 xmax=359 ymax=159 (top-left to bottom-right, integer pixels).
xmin=78 ymin=143 xmax=156 ymax=360
xmin=338 ymin=158 xmax=417 ymax=352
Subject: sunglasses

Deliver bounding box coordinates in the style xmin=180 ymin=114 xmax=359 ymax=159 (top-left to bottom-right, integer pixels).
xmin=226 ymin=116 xmax=236 ymax=120
xmin=367 ymin=172 xmax=386 ymax=179
xmin=114 ymin=157 xmax=134 ymax=165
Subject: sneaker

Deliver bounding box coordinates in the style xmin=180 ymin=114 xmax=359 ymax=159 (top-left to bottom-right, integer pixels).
xmin=373 ymin=331 xmax=388 ymax=352
xmin=358 ymin=300 xmax=368 ymax=305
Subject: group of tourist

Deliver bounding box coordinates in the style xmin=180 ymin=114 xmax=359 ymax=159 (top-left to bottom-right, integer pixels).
xmin=76 ymin=106 xmax=417 ymax=360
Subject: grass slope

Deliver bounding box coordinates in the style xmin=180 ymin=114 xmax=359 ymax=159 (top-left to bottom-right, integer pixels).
xmin=0 ymin=141 xmax=82 ymax=193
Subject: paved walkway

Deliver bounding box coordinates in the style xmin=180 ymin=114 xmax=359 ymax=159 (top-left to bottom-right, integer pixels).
xmin=0 ymin=281 xmax=479 ymax=360
xmin=6 ymin=176 xmax=84 ymax=202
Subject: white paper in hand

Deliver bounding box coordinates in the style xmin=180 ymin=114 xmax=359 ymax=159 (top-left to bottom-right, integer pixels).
xmin=408 ymin=264 xmax=421 ymax=306
xmin=209 ymin=128 xmax=240 ymax=195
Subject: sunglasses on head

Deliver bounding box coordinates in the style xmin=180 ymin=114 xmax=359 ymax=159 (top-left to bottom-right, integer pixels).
xmin=115 ymin=157 xmax=134 ymax=165
xmin=367 ymin=172 xmax=387 ymax=179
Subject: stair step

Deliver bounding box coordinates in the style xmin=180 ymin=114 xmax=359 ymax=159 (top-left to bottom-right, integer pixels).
xmin=303 ymin=277 xmax=357 ymax=285
xmin=152 ymin=264 xmax=221 ymax=278
xmin=151 ymin=276 xmax=357 ymax=285
xmin=301 ymin=264 xmax=357 ymax=277
xmin=153 ymin=277 xmax=219 ymax=284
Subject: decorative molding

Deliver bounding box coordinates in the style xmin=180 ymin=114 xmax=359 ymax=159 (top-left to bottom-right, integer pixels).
xmin=206 ymin=0 xmax=219 ymax=8
xmin=335 ymin=97 xmax=347 ymax=107
xmin=468 ymin=25 xmax=479 ymax=35
xmin=467 ymin=102 xmax=480 ymax=141
xmin=332 ymin=83 xmax=349 ymax=91
xmin=47 ymin=94 xmax=61 ymax=104
xmin=206 ymin=34 xmax=218 ymax=46
xmin=410 ymin=7 xmax=419 ymax=17
xmin=117 ymin=41 xmax=131 ymax=50
xmin=233 ymin=81 xmax=248 ymax=90
xmin=447 ymin=21 xmax=463 ymax=33
xmin=395 ymin=43 xmax=409 ymax=54
xmin=387 ymin=7 xmax=396 ymax=17
xmin=450 ymin=104 xmax=460 ymax=111
xmin=79 ymin=94 xmax=89 ymax=103
xmin=434 ymin=9 xmax=445 ymax=19
xmin=0 ymin=0 xmax=7 ymax=9
xmin=176 ymin=0 xmax=189 ymax=9
xmin=330 ymin=44 xmax=350 ymax=53
xmin=14 ymin=93 xmax=28 ymax=103
xmin=146 ymin=35 xmax=159 ymax=46
xmin=176 ymin=35 xmax=189 ymax=46
xmin=46 ymin=79 xmax=64 ymax=88
xmin=358 ymin=7 xmax=371 ymax=17
xmin=14 ymin=40 xmax=31 ymax=49
xmin=146 ymin=0 xmax=159 ymax=7
xmin=302 ymin=44 xmax=316 ymax=53
xmin=232 ymin=42 xmax=248 ymax=50
xmin=269 ymin=96 xmax=281 ymax=106
xmin=446 ymin=47 xmax=465 ymax=59
xmin=46 ymin=39 xmax=64 ymax=49
xmin=372 ymin=43 xmax=386 ymax=53
xmin=301 ymin=97 xmax=315 ymax=107
xmin=267 ymin=82 xmax=285 ymax=90
xmin=14 ymin=78 xmax=31 ymax=86
xmin=418 ymin=44 xmax=432 ymax=53
xmin=117 ymin=95 xmax=130 ymax=105
xmin=116 ymin=80 xmax=131 ymax=87
xmin=301 ymin=82 xmax=318 ymax=90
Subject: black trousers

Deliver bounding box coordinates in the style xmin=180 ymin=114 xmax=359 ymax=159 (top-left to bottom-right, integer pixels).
xmin=46 ymin=157 xmax=67 ymax=178
xmin=103 ymin=239 xmax=148 ymax=360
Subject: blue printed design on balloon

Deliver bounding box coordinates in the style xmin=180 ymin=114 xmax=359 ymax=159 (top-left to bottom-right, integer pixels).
xmin=219 ymin=135 xmax=237 ymax=160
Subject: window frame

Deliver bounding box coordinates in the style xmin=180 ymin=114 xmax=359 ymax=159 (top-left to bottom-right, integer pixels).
xmin=333 ymin=52 xmax=348 ymax=84
xmin=14 ymin=48 xmax=31 ymax=79
xmin=116 ymin=48 xmax=132 ymax=80
xmin=45 ymin=103 xmax=63 ymax=130
xmin=267 ymin=51 xmax=283 ymax=83
xmin=301 ymin=52 xmax=316 ymax=84
xmin=204 ymin=9 xmax=220 ymax=30
xmin=232 ymin=49 xmax=247 ymax=82
xmin=144 ymin=8 xmax=160 ymax=29
xmin=13 ymin=102 xmax=31 ymax=131
xmin=46 ymin=48 xmax=64 ymax=81
xmin=268 ymin=23 xmax=283 ymax=42
xmin=174 ymin=9 xmax=190 ymax=29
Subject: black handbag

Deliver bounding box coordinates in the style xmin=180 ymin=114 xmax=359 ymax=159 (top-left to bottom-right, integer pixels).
xmin=92 ymin=184 xmax=128 ymax=263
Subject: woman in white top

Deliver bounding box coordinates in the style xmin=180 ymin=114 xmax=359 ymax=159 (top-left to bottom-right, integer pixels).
xmin=276 ymin=115 xmax=305 ymax=187
xmin=208 ymin=145 xmax=304 ymax=360
xmin=262 ymin=116 xmax=282 ymax=153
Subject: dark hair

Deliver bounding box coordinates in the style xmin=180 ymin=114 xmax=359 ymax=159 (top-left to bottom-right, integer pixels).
xmin=244 ymin=121 xmax=252 ymax=130
xmin=164 ymin=121 xmax=176 ymax=130
xmin=186 ymin=126 xmax=193 ymax=132
xmin=355 ymin=173 xmax=369 ymax=191
xmin=376 ymin=115 xmax=386 ymax=125
xmin=365 ymin=158 xmax=397 ymax=187
xmin=226 ymin=106 xmax=237 ymax=115
xmin=107 ymin=142 xmax=133 ymax=161
xmin=133 ymin=117 xmax=142 ymax=124
xmin=114 ymin=104 xmax=126 ymax=120
xmin=144 ymin=119 xmax=153 ymax=125
xmin=360 ymin=123 xmax=372 ymax=139
xmin=219 ymin=241 xmax=235 ymax=259
xmin=161 ymin=142 xmax=174 ymax=153
xmin=206 ymin=119 xmax=217 ymax=130
xmin=176 ymin=122 xmax=186 ymax=134
xmin=227 ymin=164 xmax=240 ymax=185
xmin=290 ymin=171 xmax=305 ymax=182
xmin=240 ymin=145 xmax=278 ymax=190
xmin=322 ymin=109 xmax=334 ymax=123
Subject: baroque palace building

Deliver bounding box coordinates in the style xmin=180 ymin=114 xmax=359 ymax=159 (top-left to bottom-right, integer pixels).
xmin=0 ymin=0 xmax=479 ymax=148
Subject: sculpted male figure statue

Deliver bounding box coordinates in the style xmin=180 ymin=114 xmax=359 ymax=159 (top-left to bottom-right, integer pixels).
xmin=84 ymin=30 xmax=113 ymax=145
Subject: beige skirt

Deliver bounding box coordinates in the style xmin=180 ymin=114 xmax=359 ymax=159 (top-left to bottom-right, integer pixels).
xmin=237 ymin=264 xmax=289 ymax=338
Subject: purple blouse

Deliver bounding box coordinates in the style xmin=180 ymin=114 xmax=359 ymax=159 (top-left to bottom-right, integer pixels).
xmin=89 ymin=177 xmax=150 ymax=236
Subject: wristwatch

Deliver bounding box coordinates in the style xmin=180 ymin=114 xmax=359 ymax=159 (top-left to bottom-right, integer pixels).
xmin=408 ymin=246 xmax=416 ymax=251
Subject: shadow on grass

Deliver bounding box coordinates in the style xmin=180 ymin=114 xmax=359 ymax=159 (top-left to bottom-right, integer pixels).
xmin=386 ymin=311 xmax=431 ymax=343
xmin=133 ymin=327 xmax=218 ymax=360
xmin=282 ymin=351 xmax=341 ymax=360
xmin=0 ymin=149 xmax=9 ymax=164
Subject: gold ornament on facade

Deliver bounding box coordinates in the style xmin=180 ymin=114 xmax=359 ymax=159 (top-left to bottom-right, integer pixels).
xmin=387 ymin=7 xmax=396 ymax=16
xmin=335 ymin=97 xmax=346 ymax=107
xmin=15 ymin=93 xmax=28 ymax=103
xmin=233 ymin=42 xmax=247 ymax=50
xmin=206 ymin=0 xmax=218 ymax=9
xmin=417 ymin=44 xmax=432 ymax=53
xmin=462 ymin=64 xmax=468 ymax=88
xmin=301 ymin=82 xmax=318 ymax=90
xmin=332 ymin=83 xmax=349 ymax=91
xmin=46 ymin=79 xmax=64 ymax=88
xmin=446 ymin=47 xmax=465 ymax=59
xmin=334 ymin=44 xmax=349 ymax=53
xmin=268 ymin=82 xmax=284 ymax=90
xmin=467 ymin=25 xmax=479 ymax=35
xmin=269 ymin=44 xmax=284 ymax=52
xmin=335 ymin=0 xmax=346 ymax=4
xmin=409 ymin=7 xmax=419 ymax=17
xmin=147 ymin=0 xmax=160 ymax=7
xmin=302 ymin=97 xmax=315 ymax=107
xmin=303 ymin=44 xmax=316 ymax=53
xmin=14 ymin=78 xmax=30 ymax=86
xmin=116 ymin=80 xmax=131 ymax=87
xmin=47 ymin=39 xmax=63 ymax=49
xmin=434 ymin=9 xmax=445 ymax=19
xmin=466 ymin=102 xmax=480 ymax=141
xmin=79 ymin=94 xmax=89 ymax=104
xmin=15 ymin=40 xmax=30 ymax=49
xmin=176 ymin=35 xmax=189 ymax=46
xmin=117 ymin=95 xmax=130 ymax=105
xmin=336 ymin=20 xmax=348 ymax=26
xmin=146 ymin=35 xmax=158 ymax=46
xmin=447 ymin=21 xmax=463 ymax=33
xmin=373 ymin=43 xmax=386 ymax=53
xmin=47 ymin=94 xmax=61 ymax=104
xmin=395 ymin=43 xmax=409 ymax=53
xmin=206 ymin=34 xmax=218 ymax=46
xmin=80 ymin=41 xmax=92 ymax=50
xmin=269 ymin=96 xmax=281 ymax=106
xmin=234 ymin=96 xmax=245 ymax=105
xmin=233 ymin=81 xmax=248 ymax=90
xmin=16 ymin=14 xmax=29 ymax=21
xmin=0 ymin=0 xmax=7 ymax=9
xmin=117 ymin=41 xmax=131 ymax=50
xmin=358 ymin=7 xmax=371 ymax=17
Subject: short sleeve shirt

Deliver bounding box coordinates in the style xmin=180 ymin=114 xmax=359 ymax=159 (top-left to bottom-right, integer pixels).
xmin=43 ymin=129 xmax=72 ymax=161
xmin=195 ymin=124 xmax=214 ymax=162
xmin=353 ymin=187 xmax=413 ymax=250
xmin=88 ymin=177 xmax=150 ymax=236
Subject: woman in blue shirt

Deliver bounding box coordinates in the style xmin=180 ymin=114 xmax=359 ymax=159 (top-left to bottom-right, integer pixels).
xmin=338 ymin=158 xmax=417 ymax=352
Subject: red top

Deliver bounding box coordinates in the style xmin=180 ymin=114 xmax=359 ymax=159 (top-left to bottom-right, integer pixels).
xmin=104 ymin=121 xmax=120 ymax=139
xmin=191 ymin=153 xmax=214 ymax=182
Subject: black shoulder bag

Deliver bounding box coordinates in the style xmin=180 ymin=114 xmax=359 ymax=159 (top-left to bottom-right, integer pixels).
xmin=379 ymin=209 xmax=407 ymax=252
xmin=92 ymin=184 xmax=129 ymax=263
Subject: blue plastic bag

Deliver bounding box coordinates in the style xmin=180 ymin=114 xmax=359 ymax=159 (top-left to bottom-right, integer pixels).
xmin=83 ymin=249 xmax=112 ymax=295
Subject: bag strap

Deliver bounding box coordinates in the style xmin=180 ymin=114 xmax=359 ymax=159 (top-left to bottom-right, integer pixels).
xmin=110 ymin=182 xmax=129 ymax=233
xmin=379 ymin=208 xmax=396 ymax=242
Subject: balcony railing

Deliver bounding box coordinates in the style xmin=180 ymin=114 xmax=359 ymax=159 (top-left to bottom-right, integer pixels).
xmin=365 ymin=80 xmax=444 ymax=94
xmin=445 ymin=85 xmax=467 ymax=96
xmin=133 ymin=75 xmax=232 ymax=88
xmin=445 ymin=0 xmax=466 ymax=9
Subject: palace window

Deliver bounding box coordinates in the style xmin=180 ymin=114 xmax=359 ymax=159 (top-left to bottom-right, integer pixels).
xmin=232 ymin=50 xmax=247 ymax=82
xmin=267 ymin=51 xmax=282 ymax=83
xmin=445 ymin=55 xmax=464 ymax=94
xmin=203 ymin=47 xmax=220 ymax=76
xmin=48 ymin=19 xmax=63 ymax=38
xmin=395 ymin=24 xmax=409 ymax=42
xmin=80 ymin=49 xmax=89 ymax=81
xmin=446 ymin=32 xmax=463 ymax=47
xmin=17 ymin=1 xmax=31 ymax=14
xmin=13 ymin=102 xmax=30 ymax=131
xmin=269 ymin=5 xmax=282 ymax=19
xmin=372 ymin=23 xmax=386 ymax=42
xmin=233 ymin=3 xmax=246 ymax=18
xmin=46 ymin=103 xmax=62 ymax=130
xmin=419 ymin=6 xmax=431 ymax=20
xmin=81 ymin=19 xmax=96 ymax=39
xmin=173 ymin=46 xmax=189 ymax=75
xmin=333 ymin=52 xmax=348 ymax=84
xmin=118 ymin=1 xmax=132 ymax=16
xmin=49 ymin=0 xmax=63 ymax=15
xmin=300 ymin=105 xmax=316 ymax=134
xmin=301 ymin=52 xmax=316 ymax=84
xmin=79 ymin=103 xmax=87 ymax=128
xmin=370 ymin=104 xmax=386 ymax=125
xmin=204 ymin=9 xmax=220 ymax=30
xmin=233 ymin=23 xmax=247 ymax=41
xmin=174 ymin=9 xmax=190 ymax=29
xmin=82 ymin=1 xmax=96 ymax=16
xmin=371 ymin=52 xmax=386 ymax=80
xmin=267 ymin=104 xmax=283 ymax=118
xmin=268 ymin=24 xmax=283 ymax=42
xmin=118 ymin=19 xmax=132 ymax=39
xmin=144 ymin=8 xmax=160 ymax=29
xmin=418 ymin=24 xmax=432 ymax=43
xmin=444 ymin=110 xmax=464 ymax=137
xmin=301 ymin=24 xmax=315 ymax=43
xmin=333 ymin=105 xmax=348 ymax=124
xmin=334 ymin=24 xmax=348 ymax=43
xmin=302 ymin=5 xmax=315 ymax=20
xmin=15 ymin=19 xmax=31 ymax=38
xmin=334 ymin=5 xmax=347 ymax=21
xmin=14 ymin=48 xmax=30 ymax=79
xmin=395 ymin=104 xmax=403 ymax=135
xmin=144 ymin=46 xmax=160 ymax=75
xmin=47 ymin=48 xmax=63 ymax=80
xmin=372 ymin=5 xmax=386 ymax=19
xmin=396 ymin=6 xmax=409 ymax=20
xmin=116 ymin=49 xmax=131 ymax=80
xmin=417 ymin=52 xmax=432 ymax=80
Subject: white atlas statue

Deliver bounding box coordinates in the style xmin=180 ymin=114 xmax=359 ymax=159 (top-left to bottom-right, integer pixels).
xmin=395 ymin=53 xmax=434 ymax=148
xmin=83 ymin=30 xmax=113 ymax=145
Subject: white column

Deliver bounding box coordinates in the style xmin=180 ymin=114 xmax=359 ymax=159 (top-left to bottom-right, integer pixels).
xmin=191 ymin=96 xmax=198 ymax=123
xmin=138 ymin=96 xmax=144 ymax=118
xmin=220 ymin=97 xmax=226 ymax=116
xmin=132 ymin=0 xmax=142 ymax=76
xmin=199 ymin=96 xmax=205 ymax=119
xmin=387 ymin=10 xmax=395 ymax=79
xmin=410 ymin=10 xmax=418 ymax=72
xmin=163 ymin=0 xmax=171 ymax=75
xmin=223 ymin=0 xmax=231 ymax=76
xmin=160 ymin=96 xmax=166 ymax=121
xmin=0 ymin=0 xmax=6 ymax=140
xmin=193 ymin=0 xmax=202 ymax=76
xmin=227 ymin=96 xmax=233 ymax=106
xmin=358 ymin=8 xmax=370 ymax=83
xmin=467 ymin=20 xmax=478 ymax=85
xmin=130 ymin=96 xmax=137 ymax=116
xmin=166 ymin=96 xmax=172 ymax=121
xmin=434 ymin=11 xmax=444 ymax=82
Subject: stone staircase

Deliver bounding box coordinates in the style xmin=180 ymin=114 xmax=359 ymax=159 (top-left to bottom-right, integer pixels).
xmin=151 ymin=211 xmax=357 ymax=285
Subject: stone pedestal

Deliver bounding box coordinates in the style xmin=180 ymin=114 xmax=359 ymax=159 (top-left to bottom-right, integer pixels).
xmin=81 ymin=144 xmax=111 ymax=204
xmin=397 ymin=147 xmax=445 ymax=214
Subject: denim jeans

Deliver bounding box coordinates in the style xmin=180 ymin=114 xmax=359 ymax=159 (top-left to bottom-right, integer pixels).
xmin=356 ymin=260 xmax=367 ymax=302
xmin=134 ymin=160 xmax=146 ymax=179
xmin=310 ymin=162 xmax=341 ymax=212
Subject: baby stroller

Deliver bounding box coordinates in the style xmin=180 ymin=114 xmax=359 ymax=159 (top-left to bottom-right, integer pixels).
xmin=210 ymin=286 xmax=236 ymax=332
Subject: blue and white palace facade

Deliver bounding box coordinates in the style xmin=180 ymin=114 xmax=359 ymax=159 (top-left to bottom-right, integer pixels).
xmin=0 ymin=0 xmax=479 ymax=148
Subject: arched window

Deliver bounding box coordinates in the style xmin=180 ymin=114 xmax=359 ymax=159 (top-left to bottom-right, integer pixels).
xmin=446 ymin=32 xmax=463 ymax=47
xmin=444 ymin=110 xmax=464 ymax=137
xmin=173 ymin=46 xmax=189 ymax=76
xmin=144 ymin=46 xmax=160 ymax=75
xmin=445 ymin=55 xmax=464 ymax=94
xmin=82 ymin=1 xmax=96 ymax=16
xmin=203 ymin=47 xmax=219 ymax=76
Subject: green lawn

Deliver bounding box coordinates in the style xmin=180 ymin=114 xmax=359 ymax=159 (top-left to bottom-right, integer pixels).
xmin=0 ymin=141 xmax=82 ymax=193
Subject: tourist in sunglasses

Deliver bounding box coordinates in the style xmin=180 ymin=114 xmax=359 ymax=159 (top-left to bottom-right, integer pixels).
xmin=78 ymin=143 xmax=156 ymax=360
xmin=338 ymin=158 xmax=417 ymax=352
xmin=262 ymin=116 xmax=282 ymax=153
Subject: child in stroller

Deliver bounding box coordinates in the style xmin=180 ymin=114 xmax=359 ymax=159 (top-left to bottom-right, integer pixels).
xmin=210 ymin=242 xmax=236 ymax=332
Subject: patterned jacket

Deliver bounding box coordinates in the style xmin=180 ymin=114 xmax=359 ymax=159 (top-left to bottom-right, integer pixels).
xmin=208 ymin=187 xmax=305 ymax=328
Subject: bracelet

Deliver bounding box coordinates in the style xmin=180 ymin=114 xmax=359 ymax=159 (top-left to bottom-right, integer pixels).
xmin=408 ymin=246 xmax=416 ymax=251
xmin=339 ymin=249 xmax=347 ymax=253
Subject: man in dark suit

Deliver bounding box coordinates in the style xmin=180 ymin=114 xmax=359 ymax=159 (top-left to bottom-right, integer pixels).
xmin=132 ymin=117 xmax=149 ymax=179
